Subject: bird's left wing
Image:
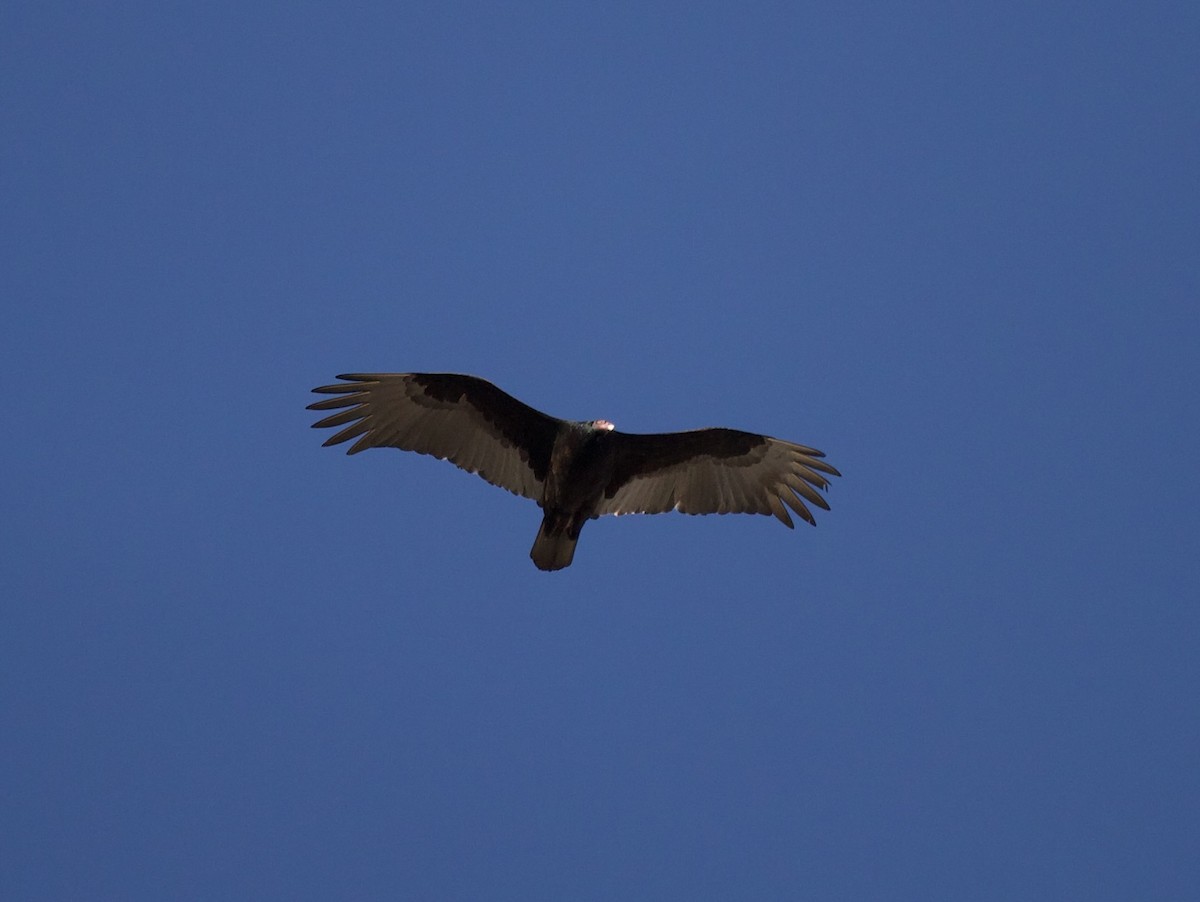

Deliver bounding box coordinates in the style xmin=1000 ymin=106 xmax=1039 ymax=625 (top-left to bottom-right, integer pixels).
xmin=308 ymin=373 xmax=559 ymax=501
xmin=595 ymin=428 xmax=840 ymax=528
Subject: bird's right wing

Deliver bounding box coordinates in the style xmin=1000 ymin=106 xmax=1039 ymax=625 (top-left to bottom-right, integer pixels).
xmin=595 ymin=428 xmax=839 ymax=527
xmin=308 ymin=373 xmax=559 ymax=501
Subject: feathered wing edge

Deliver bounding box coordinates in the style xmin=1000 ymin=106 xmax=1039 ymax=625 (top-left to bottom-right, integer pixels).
xmin=594 ymin=429 xmax=840 ymax=528
xmin=307 ymin=373 xmax=560 ymax=501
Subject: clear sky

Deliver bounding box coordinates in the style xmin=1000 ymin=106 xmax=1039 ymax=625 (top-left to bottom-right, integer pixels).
xmin=3 ymin=2 xmax=1198 ymax=899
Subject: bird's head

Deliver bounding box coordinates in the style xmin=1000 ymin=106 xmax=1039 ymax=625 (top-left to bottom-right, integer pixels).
xmin=590 ymin=419 xmax=615 ymax=432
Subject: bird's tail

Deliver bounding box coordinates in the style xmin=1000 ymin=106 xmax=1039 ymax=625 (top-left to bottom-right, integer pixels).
xmin=530 ymin=515 xmax=580 ymax=571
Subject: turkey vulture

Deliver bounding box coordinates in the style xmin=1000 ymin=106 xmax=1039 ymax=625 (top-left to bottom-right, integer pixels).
xmin=308 ymin=373 xmax=840 ymax=571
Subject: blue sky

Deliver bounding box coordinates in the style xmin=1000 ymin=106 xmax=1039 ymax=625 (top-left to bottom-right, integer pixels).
xmin=3 ymin=1 xmax=1198 ymax=899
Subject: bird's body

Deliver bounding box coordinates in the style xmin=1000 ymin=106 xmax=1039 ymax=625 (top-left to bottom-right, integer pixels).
xmin=532 ymin=419 xmax=617 ymax=570
xmin=308 ymin=373 xmax=839 ymax=570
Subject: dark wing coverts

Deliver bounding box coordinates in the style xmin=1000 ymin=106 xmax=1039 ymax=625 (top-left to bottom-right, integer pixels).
xmin=598 ymin=429 xmax=840 ymax=528
xmin=307 ymin=373 xmax=559 ymax=500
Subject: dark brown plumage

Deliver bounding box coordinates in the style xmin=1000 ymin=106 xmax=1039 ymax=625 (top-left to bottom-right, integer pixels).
xmin=308 ymin=373 xmax=840 ymax=570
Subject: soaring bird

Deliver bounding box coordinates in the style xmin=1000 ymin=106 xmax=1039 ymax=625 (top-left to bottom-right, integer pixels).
xmin=308 ymin=373 xmax=840 ymax=571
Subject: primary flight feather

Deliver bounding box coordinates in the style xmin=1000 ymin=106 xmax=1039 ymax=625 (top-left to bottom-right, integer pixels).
xmin=308 ymin=373 xmax=840 ymax=571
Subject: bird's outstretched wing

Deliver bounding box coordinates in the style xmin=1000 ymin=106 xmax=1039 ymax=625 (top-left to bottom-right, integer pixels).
xmin=308 ymin=373 xmax=560 ymax=501
xmin=595 ymin=428 xmax=840 ymax=528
